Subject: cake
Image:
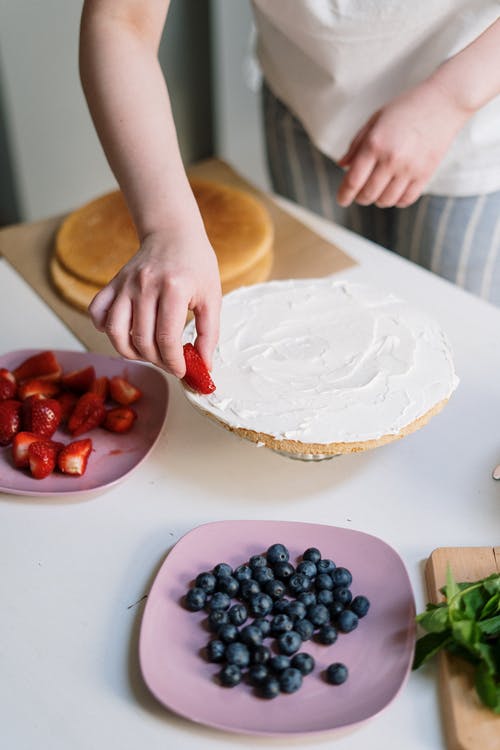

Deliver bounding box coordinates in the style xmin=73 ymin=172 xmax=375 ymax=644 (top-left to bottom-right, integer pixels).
xmin=182 ymin=278 xmax=459 ymax=459
xmin=51 ymin=179 xmax=274 ymax=311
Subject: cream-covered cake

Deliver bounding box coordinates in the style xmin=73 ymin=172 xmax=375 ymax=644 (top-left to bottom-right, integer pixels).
xmin=183 ymin=278 xmax=459 ymax=458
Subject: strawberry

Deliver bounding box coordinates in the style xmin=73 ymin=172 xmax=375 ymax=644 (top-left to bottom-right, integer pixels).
xmin=12 ymin=431 xmax=43 ymax=468
xmin=13 ymin=350 xmax=61 ymax=383
xmin=0 ymin=368 xmax=17 ymax=400
xmin=68 ymin=392 xmax=106 ymax=436
xmin=109 ymin=376 xmax=142 ymax=405
xmin=182 ymin=343 xmax=216 ymax=394
xmin=30 ymin=398 xmax=62 ymax=438
xmin=90 ymin=376 xmax=109 ymax=400
xmin=57 ymin=391 xmax=78 ymax=423
xmin=57 ymin=438 xmax=93 ymax=476
xmin=61 ymin=365 xmax=95 ymax=393
xmin=0 ymin=399 xmax=22 ymax=446
xmin=28 ymin=439 xmax=63 ymax=479
xmin=17 ymin=378 xmax=60 ymax=400
xmin=103 ymin=406 xmax=137 ymax=433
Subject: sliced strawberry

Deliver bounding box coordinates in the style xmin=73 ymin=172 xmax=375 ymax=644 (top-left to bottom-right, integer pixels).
xmin=12 ymin=431 xmax=43 ymax=468
xmin=182 ymin=343 xmax=216 ymax=394
xmin=57 ymin=438 xmax=93 ymax=476
xmin=90 ymin=376 xmax=109 ymax=400
xmin=61 ymin=365 xmax=96 ymax=393
xmin=17 ymin=378 xmax=60 ymax=400
xmin=109 ymin=376 xmax=142 ymax=405
xmin=0 ymin=369 xmax=17 ymax=400
xmin=68 ymin=392 xmax=106 ymax=436
xmin=28 ymin=439 xmax=64 ymax=479
xmin=57 ymin=391 xmax=78 ymax=423
xmin=103 ymin=406 xmax=137 ymax=433
xmin=0 ymin=399 xmax=22 ymax=446
xmin=30 ymin=398 xmax=62 ymax=438
xmin=13 ymin=350 xmax=61 ymax=383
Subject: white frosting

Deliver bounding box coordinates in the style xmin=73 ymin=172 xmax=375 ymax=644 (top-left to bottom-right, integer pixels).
xmin=183 ymin=278 xmax=459 ymax=445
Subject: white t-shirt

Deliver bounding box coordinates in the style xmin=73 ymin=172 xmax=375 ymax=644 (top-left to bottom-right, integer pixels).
xmin=251 ymin=0 xmax=500 ymax=196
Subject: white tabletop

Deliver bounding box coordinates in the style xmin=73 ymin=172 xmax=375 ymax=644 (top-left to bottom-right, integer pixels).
xmin=1 ymin=201 xmax=500 ymax=750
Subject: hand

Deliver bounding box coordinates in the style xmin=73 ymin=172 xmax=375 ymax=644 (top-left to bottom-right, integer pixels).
xmin=88 ymin=224 xmax=221 ymax=378
xmin=336 ymin=78 xmax=471 ymax=209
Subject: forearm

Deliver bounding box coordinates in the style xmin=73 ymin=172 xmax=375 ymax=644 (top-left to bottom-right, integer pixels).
xmin=79 ymin=1 xmax=201 ymax=240
xmin=429 ymin=17 xmax=500 ymax=115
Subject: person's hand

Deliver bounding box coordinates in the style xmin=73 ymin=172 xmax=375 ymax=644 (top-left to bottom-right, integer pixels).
xmin=336 ymin=77 xmax=472 ymax=209
xmin=88 ymin=224 xmax=221 ymax=378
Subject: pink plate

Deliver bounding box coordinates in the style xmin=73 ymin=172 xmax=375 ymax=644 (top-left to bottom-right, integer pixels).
xmin=0 ymin=349 xmax=168 ymax=496
xmin=139 ymin=520 xmax=416 ymax=737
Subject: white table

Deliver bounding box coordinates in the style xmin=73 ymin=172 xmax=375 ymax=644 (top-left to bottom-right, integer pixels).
xmin=1 ymin=201 xmax=500 ymax=750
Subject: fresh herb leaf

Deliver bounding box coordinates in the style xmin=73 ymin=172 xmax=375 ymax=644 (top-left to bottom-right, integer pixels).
xmin=412 ymin=632 xmax=453 ymax=670
xmin=475 ymin=662 xmax=500 ymax=712
xmin=478 ymin=615 xmax=500 ymax=637
xmin=415 ymin=605 xmax=449 ymax=633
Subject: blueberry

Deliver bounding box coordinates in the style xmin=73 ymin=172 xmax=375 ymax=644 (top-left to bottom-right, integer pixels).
xmin=217 ymin=623 xmax=239 ymax=643
xmin=225 ymin=642 xmax=250 ymax=667
xmin=317 ymin=589 xmax=334 ymax=606
xmin=296 ymin=560 xmax=317 ymax=578
xmin=297 ymin=591 xmax=316 ymax=608
xmin=279 ymin=667 xmax=303 ymax=694
xmin=206 ymin=639 xmax=226 ymax=663
xmin=270 ymin=613 xmax=293 ymax=635
xmin=331 ymin=567 xmax=352 ymax=587
xmin=278 ymin=630 xmax=302 ymax=656
xmin=249 ymin=554 xmax=267 ymax=570
xmin=208 ymin=592 xmax=231 ymax=612
xmin=213 ymin=562 xmax=233 ymax=578
xmin=294 ymin=618 xmax=314 ymax=641
xmin=291 ymin=652 xmax=315 ymax=675
xmin=273 ymin=561 xmax=295 ymax=582
xmin=316 ymin=558 xmax=336 ymax=575
xmin=315 ymin=573 xmax=334 ymax=591
xmin=253 ymin=617 xmax=271 ymax=637
xmin=264 ymin=579 xmax=286 ymax=600
xmin=307 ymin=603 xmax=330 ymax=627
xmin=233 ymin=564 xmax=253 ymax=582
xmin=351 ymin=595 xmax=370 ymax=618
xmin=249 ymin=592 xmax=274 ymax=617
xmin=253 ymin=566 xmax=274 ymax=585
xmin=288 ymin=573 xmax=312 ymax=596
xmin=219 ymin=663 xmax=242 ymax=687
xmin=240 ymin=624 xmax=263 ymax=647
xmin=266 ymin=543 xmax=289 ymax=565
xmin=248 ymin=664 xmax=269 ymax=687
xmin=326 ymin=662 xmax=349 ymax=685
xmin=208 ymin=609 xmax=229 ymax=632
xmin=240 ymin=579 xmax=261 ymax=600
xmin=272 ymin=598 xmax=290 ymax=615
xmin=332 ymin=587 xmax=352 ymax=606
xmin=216 ymin=575 xmax=240 ymax=597
xmin=285 ymin=600 xmax=306 ymax=621
xmin=337 ymin=609 xmax=358 ymax=633
xmin=195 ymin=572 xmax=216 ymax=593
xmin=260 ymin=675 xmax=280 ymax=699
xmin=268 ymin=654 xmax=291 ymax=673
xmin=329 ymin=601 xmax=345 ymax=619
xmin=228 ymin=603 xmax=248 ymax=626
xmin=184 ymin=587 xmax=206 ymax=611
xmin=302 ymin=547 xmax=321 ymax=564
xmin=316 ymin=624 xmax=338 ymax=645
xmin=250 ymin=644 xmax=271 ymax=665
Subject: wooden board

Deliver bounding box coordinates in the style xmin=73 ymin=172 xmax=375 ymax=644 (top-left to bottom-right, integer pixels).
xmin=425 ymin=547 xmax=500 ymax=750
xmin=0 ymin=159 xmax=355 ymax=355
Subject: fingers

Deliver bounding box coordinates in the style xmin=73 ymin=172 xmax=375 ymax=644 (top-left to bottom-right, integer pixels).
xmin=353 ymin=164 xmax=393 ymax=206
xmin=395 ymin=180 xmax=426 ymax=208
xmin=193 ymin=295 xmax=221 ymax=370
xmin=102 ymin=294 xmax=139 ymax=361
xmin=337 ymin=114 xmax=377 ymax=167
xmin=375 ymin=177 xmax=410 ymax=208
xmin=88 ymin=285 xmax=116 ymax=331
xmin=336 ymin=146 xmax=377 ymax=207
xmin=130 ymin=295 xmax=162 ymax=366
xmin=156 ymin=289 xmax=190 ymax=378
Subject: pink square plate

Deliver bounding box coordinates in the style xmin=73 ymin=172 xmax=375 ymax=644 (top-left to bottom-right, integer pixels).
xmin=0 ymin=349 xmax=168 ymax=496
xmin=139 ymin=519 xmax=416 ymax=737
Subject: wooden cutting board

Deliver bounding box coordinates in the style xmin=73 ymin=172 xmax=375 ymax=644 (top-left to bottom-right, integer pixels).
xmin=425 ymin=547 xmax=500 ymax=750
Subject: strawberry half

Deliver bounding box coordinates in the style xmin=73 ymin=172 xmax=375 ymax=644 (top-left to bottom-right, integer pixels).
xmin=30 ymin=398 xmax=62 ymax=438
xmin=12 ymin=431 xmax=43 ymax=468
xmin=68 ymin=392 xmax=106 ymax=436
xmin=109 ymin=376 xmax=142 ymax=405
xmin=182 ymin=343 xmax=216 ymax=394
xmin=57 ymin=438 xmax=93 ymax=476
xmin=57 ymin=391 xmax=78 ymax=423
xmin=13 ymin=350 xmax=61 ymax=383
xmin=90 ymin=376 xmax=109 ymax=400
xmin=0 ymin=368 xmax=17 ymax=400
xmin=61 ymin=365 xmax=96 ymax=393
xmin=28 ymin=440 xmax=63 ymax=479
xmin=0 ymin=399 xmax=22 ymax=446
xmin=103 ymin=406 xmax=137 ymax=433
xmin=17 ymin=378 xmax=60 ymax=400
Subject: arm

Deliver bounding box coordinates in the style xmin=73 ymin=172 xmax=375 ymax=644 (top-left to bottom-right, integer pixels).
xmin=336 ymin=17 xmax=500 ymax=209
xmin=80 ymin=0 xmax=221 ymax=377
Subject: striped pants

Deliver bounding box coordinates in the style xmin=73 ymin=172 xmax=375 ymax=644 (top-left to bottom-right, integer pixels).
xmin=262 ymin=82 xmax=500 ymax=305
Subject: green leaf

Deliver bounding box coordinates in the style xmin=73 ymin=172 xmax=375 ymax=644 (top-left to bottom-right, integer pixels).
xmin=475 ymin=662 xmax=500 ymax=710
xmin=416 ymin=605 xmax=450 ymax=633
xmin=473 ymin=642 xmax=496 ymax=674
xmin=443 ymin=565 xmax=459 ymax=601
xmin=479 ymin=593 xmax=500 ymax=620
xmin=462 ymin=587 xmax=489 ymax=620
xmin=451 ymin=619 xmax=479 ymax=648
xmin=483 ymin=574 xmax=500 ymax=596
xmin=478 ymin=615 xmax=500 ymax=637
xmin=412 ymin=632 xmax=453 ymax=670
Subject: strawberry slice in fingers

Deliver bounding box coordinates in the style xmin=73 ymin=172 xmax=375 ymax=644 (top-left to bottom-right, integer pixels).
xmin=57 ymin=438 xmax=93 ymax=476
xmin=182 ymin=343 xmax=216 ymax=394
xmin=28 ymin=440 xmax=64 ymax=479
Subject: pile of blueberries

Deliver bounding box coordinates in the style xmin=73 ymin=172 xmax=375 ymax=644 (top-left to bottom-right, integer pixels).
xmin=184 ymin=543 xmax=370 ymax=699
